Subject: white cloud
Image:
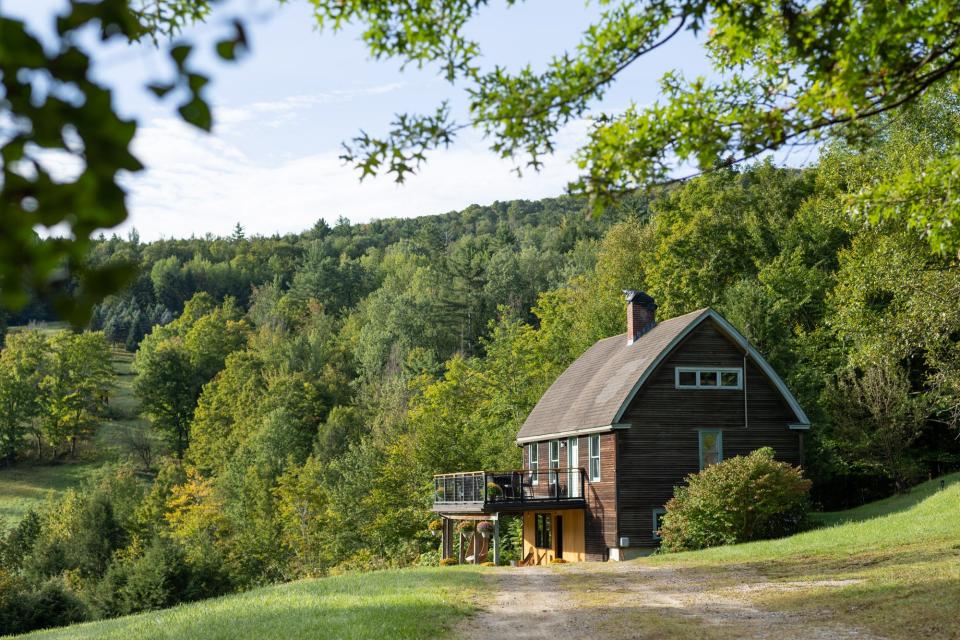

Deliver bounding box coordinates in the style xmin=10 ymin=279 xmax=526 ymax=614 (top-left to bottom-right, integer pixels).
xmin=118 ymin=106 xmax=587 ymax=240
xmin=214 ymin=83 xmax=406 ymax=131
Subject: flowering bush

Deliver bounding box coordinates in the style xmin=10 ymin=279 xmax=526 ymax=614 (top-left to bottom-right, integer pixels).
xmin=659 ymin=447 xmax=811 ymax=552
xmin=439 ymin=558 xmax=458 ymax=567
xmin=455 ymin=520 xmax=475 ymax=534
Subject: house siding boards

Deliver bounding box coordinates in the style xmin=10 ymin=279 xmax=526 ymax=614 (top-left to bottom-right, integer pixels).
xmin=524 ymin=433 xmax=617 ymax=561
xmin=615 ymin=319 xmax=802 ymax=547
xmin=585 ymin=432 xmax=617 ymax=560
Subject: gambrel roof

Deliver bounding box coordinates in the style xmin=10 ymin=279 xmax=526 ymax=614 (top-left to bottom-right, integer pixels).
xmin=515 ymin=308 xmax=810 ymax=443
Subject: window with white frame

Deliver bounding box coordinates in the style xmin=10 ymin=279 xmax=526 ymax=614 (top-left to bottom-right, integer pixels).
xmin=548 ymin=439 xmax=560 ymax=486
xmin=675 ymin=367 xmax=742 ymax=389
xmin=528 ymin=443 xmax=539 ymax=485
xmin=652 ymin=508 xmax=667 ymax=540
xmin=698 ymin=429 xmax=723 ymax=469
xmin=588 ymin=435 xmax=601 ymax=481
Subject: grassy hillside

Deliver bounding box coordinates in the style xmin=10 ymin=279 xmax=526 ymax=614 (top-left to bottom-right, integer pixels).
xmin=13 ymin=474 xmax=959 ymax=640
xmin=0 ymin=347 xmax=149 ymax=523
xmin=650 ymin=472 xmax=960 ymax=639
xmin=654 ymin=472 xmax=959 ymax=562
xmin=9 ymin=568 xmax=482 ymax=640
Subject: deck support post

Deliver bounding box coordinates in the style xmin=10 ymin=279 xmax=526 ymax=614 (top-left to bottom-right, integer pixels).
xmin=458 ymin=531 xmax=465 ymax=564
xmin=492 ymin=514 xmax=500 ymax=566
xmin=441 ymin=517 xmax=453 ymax=560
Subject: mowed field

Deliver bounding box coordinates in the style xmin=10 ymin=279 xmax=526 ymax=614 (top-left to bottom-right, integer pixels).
xmin=0 ymin=334 xmax=149 ymax=523
xmin=9 ymin=568 xmax=483 ymax=640
xmin=10 ymin=474 xmax=959 ymax=640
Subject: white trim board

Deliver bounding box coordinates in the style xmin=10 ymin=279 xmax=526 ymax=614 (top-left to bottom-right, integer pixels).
xmin=515 ymin=423 xmax=629 ymax=445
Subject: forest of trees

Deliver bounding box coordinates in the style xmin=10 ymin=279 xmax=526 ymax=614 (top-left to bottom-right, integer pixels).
xmin=2 ymin=94 xmax=960 ymax=631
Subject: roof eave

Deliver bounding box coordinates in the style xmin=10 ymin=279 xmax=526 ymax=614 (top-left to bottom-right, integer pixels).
xmin=515 ymin=422 xmax=630 ymax=445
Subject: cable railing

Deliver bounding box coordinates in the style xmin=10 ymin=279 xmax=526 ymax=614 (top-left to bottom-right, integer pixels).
xmin=433 ymin=468 xmax=586 ymax=507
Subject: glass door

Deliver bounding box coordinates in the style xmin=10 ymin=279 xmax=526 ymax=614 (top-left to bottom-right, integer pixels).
xmin=567 ymin=437 xmax=580 ymax=497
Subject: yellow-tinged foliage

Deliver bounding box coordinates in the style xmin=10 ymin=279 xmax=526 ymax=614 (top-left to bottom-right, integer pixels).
xmin=164 ymin=469 xmax=228 ymax=562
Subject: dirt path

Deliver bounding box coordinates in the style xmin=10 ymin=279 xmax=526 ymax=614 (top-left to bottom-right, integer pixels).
xmin=456 ymin=562 xmax=885 ymax=640
xmin=455 ymin=567 xmax=579 ymax=639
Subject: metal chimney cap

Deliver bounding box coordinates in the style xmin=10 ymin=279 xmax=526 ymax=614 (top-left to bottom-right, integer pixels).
xmin=623 ymin=290 xmax=656 ymax=307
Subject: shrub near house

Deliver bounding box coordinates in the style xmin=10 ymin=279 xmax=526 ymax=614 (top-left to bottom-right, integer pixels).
xmin=659 ymin=447 xmax=812 ymax=552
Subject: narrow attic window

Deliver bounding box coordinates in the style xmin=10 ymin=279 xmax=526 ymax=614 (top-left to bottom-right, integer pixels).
xmin=675 ymin=367 xmax=742 ymax=390
xmin=721 ymin=370 xmax=740 ymax=387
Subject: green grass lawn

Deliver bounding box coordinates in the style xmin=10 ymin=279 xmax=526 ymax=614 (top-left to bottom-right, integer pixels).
xmin=0 ymin=347 xmax=150 ymax=524
xmin=5 ymin=471 xmax=958 ymax=640
xmin=649 ymin=472 xmax=960 ymax=639
xmin=652 ymin=472 xmax=960 ymax=563
xmin=94 ymin=349 xmax=150 ymax=451
xmin=8 ymin=567 xmax=484 ymax=640
xmin=5 ymin=323 xmax=70 ymax=337
xmin=0 ymin=463 xmax=103 ymax=522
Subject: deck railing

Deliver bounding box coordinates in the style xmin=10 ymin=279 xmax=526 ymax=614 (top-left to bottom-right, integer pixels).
xmin=433 ymin=468 xmax=586 ymax=508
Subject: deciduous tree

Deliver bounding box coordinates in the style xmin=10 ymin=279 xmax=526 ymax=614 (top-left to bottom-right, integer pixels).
xmin=0 ymin=331 xmax=49 ymax=463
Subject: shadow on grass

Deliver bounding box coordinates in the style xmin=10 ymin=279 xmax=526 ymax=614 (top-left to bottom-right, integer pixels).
xmin=721 ymin=543 xmax=960 ymax=582
xmin=746 ymin=572 xmax=960 ymax=639
xmin=814 ymin=473 xmax=960 ymax=527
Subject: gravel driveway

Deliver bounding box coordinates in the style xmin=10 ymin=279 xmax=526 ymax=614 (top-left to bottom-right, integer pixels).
xmin=456 ymin=562 xmax=883 ymax=640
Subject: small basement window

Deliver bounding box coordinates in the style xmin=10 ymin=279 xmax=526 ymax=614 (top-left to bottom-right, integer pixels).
xmin=676 ymin=367 xmax=742 ymax=390
xmin=652 ymin=508 xmax=667 ymax=540
xmin=535 ymin=513 xmax=552 ymax=549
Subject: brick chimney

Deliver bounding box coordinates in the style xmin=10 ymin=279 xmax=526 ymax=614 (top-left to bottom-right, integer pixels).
xmin=623 ymin=290 xmax=657 ymax=344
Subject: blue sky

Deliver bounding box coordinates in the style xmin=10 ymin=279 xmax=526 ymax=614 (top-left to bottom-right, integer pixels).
xmin=11 ymin=0 xmax=717 ymax=240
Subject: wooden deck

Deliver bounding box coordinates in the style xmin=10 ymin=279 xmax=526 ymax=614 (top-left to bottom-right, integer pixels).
xmin=432 ymin=468 xmax=587 ymax=514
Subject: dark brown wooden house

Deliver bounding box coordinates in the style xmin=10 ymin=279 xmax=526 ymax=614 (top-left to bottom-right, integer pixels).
xmin=433 ymin=291 xmax=810 ymax=564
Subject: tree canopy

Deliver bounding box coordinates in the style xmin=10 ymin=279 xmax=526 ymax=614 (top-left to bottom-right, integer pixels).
xmin=4 ymin=0 xmax=960 ymax=321
xmin=316 ymin=0 xmax=960 ymax=255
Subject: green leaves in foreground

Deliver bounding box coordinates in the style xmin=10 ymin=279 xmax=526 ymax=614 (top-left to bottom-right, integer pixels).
xmin=0 ymin=2 xmax=245 ymax=322
xmin=317 ymin=0 xmax=960 ymax=255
